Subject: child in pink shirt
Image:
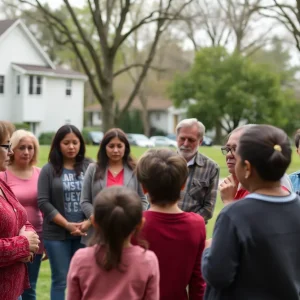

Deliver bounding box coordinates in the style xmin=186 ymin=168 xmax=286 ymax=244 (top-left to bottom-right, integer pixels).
xmin=67 ymin=186 xmax=159 ymax=300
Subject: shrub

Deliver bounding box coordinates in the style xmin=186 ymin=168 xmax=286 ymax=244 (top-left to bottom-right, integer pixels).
xmin=150 ymin=127 xmax=167 ymax=136
xmin=82 ymin=128 xmax=92 ymax=145
xmin=39 ymin=132 xmax=55 ymax=145
xmin=13 ymin=123 xmax=30 ymax=131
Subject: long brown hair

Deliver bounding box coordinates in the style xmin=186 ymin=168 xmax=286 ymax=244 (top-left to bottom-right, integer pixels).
xmin=95 ymin=128 xmax=135 ymax=180
xmin=90 ymin=186 xmax=146 ymax=271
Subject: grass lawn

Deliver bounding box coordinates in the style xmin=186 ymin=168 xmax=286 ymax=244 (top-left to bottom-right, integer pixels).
xmin=35 ymin=144 xmax=300 ymax=299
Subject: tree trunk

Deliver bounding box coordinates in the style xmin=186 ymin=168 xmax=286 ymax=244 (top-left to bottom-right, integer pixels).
xmin=101 ymin=79 xmax=115 ymax=132
xmin=101 ymin=59 xmax=116 ymax=132
xmin=101 ymin=100 xmax=115 ymax=133
xmin=139 ymin=91 xmax=150 ymax=136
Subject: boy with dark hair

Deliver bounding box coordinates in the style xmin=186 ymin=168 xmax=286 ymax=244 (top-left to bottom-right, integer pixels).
xmin=136 ymin=149 xmax=206 ymax=300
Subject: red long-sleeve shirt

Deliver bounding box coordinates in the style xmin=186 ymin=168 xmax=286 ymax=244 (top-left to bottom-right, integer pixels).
xmin=0 ymin=178 xmax=35 ymax=300
xmin=140 ymin=211 xmax=206 ymax=300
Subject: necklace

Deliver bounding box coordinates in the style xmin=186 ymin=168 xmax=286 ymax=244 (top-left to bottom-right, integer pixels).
xmin=109 ymin=167 xmax=123 ymax=175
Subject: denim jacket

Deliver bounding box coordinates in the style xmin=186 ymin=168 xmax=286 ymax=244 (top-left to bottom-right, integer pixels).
xmin=289 ymin=171 xmax=300 ymax=195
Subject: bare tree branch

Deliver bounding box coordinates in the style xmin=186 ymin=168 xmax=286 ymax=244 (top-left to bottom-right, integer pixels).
xmin=19 ymin=0 xmax=104 ymax=103
xmin=113 ymin=64 xmax=166 ymax=77
xmin=62 ymin=0 xmax=105 ymax=84
xmin=258 ymin=0 xmax=300 ymax=52
xmin=18 ymin=0 xmax=194 ymax=131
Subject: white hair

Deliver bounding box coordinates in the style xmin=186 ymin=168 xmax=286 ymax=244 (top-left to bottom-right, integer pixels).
xmin=176 ymin=118 xmax=205 ymax=139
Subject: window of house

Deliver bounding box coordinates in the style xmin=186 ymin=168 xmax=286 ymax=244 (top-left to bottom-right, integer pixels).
xmin=156 ymin=112 xmax=160 ymax=121
xmin=16 ymin=75 xmax=21 ymax=94
xmin=29 ymin=75 xmax=43 ymax=95
xmin=66 ymin=79 xmax=72 ymax=96
xmin=0 ymin=76 xmax=4 ymax=94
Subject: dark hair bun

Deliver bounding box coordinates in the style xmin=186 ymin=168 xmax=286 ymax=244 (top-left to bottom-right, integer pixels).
xmin=238 ymin=125 xmax=291 ymax=181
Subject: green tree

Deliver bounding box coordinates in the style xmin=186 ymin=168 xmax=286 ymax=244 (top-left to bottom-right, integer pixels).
xmin=169 ymin=47 xmax=296 ymax=141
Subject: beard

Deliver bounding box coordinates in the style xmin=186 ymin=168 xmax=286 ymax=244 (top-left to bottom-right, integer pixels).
xmin=178 ymin=146 xmax=198 ymax=161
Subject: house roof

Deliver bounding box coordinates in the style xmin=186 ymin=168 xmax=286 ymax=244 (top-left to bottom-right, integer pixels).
xmin=85 ymin=97 xmax=173 ymax=112
xmin=0 ymin=19 xmax=56 ymax=69
xmin=0 ymin=19 xmax=17 ymax=36
xmin=13 ymin=63 xmax=87 ymax=80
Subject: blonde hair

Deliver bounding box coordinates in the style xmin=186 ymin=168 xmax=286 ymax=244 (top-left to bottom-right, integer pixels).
xmin=10 ymin=130 xmax=39 ymax=166
xmin=0 ymin=121 xmax=15 ymax=143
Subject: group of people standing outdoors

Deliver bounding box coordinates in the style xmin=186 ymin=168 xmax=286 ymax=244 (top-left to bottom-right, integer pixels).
xmin=1 ymin=117 xmax=300 ymax=300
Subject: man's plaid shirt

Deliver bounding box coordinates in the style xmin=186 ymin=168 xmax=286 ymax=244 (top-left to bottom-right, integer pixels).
xmin=178 ymin=152 xmax=219 ymax=223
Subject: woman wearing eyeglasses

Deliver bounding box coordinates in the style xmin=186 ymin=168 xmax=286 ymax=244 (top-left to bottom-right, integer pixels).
xmin=0 ymin=122 xmax=40 ymax=300
xmin=219 ymin=125 xmax=292 ymax=205
xmin=0 ymin=130 xmax=43 ymax=300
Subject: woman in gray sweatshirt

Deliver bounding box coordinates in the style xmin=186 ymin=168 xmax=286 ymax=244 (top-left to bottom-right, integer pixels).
xmin=38 ymin=124 xmax=91 ymax=300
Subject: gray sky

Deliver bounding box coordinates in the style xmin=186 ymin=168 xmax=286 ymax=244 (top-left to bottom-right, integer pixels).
xmin=2 ymin=0 xmax=300 ymax=67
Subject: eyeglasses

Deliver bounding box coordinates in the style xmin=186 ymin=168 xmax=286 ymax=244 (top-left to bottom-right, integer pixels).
xmin=221 ymin=146 xmax=236 ymax=156
xmin=0 ymin=144 xmax=12 ymax=151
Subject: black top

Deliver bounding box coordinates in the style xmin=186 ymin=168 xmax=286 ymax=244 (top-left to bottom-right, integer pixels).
xmin=202 ymin=193 xmax=300 ymax=300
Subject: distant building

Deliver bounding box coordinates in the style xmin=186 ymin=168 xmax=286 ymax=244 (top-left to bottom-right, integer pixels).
xmin=85 ymin=96 xmax=187 ymax=134
xmin=0 ymin=19 xmax=87 ymax=136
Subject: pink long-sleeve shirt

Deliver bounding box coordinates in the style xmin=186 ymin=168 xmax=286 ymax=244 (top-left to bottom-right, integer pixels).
xmin=0 ymin=167 xmax=43 ymax=254
xmin=67 ymin=245 xmax=160 ymax=300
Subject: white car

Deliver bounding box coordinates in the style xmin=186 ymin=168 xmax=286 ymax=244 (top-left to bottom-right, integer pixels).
xmin=127 ymin=134 xmax=154 ymax=147
xmin=150 ymin=136 xmax=177 ymax=148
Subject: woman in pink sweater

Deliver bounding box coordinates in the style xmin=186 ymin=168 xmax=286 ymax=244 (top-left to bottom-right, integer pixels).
xmin=67 ymin=186 xmax=159 ymax=300
xmin=0 ymin=129 xmax=43 ymax=300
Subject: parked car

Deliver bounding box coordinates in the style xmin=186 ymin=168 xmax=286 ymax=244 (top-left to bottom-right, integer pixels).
xmin=166 ymin=133 xmax=213 ymax=146
xmin=166 ymin=133 xmax=176 ymax=141
xmin=202 ymin=136 xmax=213 ymax=146
xmin=126 ymin=134 xmax=154 ymax=147
xmin=88 ymin=131 xmax=103 ymax=145
xmin=150 ymin=136 xmax=177 ymax=148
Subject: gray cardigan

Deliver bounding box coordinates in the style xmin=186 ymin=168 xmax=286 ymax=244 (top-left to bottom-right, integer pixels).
xmin=80 ymin=163 xmax=148 ymax=244
xmin=37 ymin=159 xmax=91 ymax=240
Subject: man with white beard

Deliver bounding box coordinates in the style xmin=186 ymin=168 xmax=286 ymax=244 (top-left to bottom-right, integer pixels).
xmin=176 ymin=118 xmax=219 ymax=223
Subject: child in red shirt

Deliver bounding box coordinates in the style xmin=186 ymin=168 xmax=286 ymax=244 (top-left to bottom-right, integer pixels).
xmin=136 ymin=149 xmax=206 ymax=300
xmin=67 ymin=186 xmax=159 ymax=300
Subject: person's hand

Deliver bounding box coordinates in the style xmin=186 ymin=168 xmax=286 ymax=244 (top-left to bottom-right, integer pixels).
xmin=19 ymin=227 xmax=40 ymax=253
xmin=20 ymin=252 xmax=34 ymax=263
xmin=205 ymin=238 xmax=212 ymax=249
xmin=219 ymin=175 xmax=239 ymax=205
xmin=66 ymin=222 xmax=87 ymax=236
xmin=42 ymin=249 xmax=48 ymax=261
xmin=80 ymin=219 xmax=92 ymax=233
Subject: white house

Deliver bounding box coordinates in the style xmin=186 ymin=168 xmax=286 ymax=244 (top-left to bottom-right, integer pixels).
xmin=85 ymin=96 xmax=187 ymax=135
xmin=0 ymin=19 xmax=87 ymax=137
